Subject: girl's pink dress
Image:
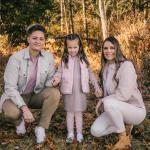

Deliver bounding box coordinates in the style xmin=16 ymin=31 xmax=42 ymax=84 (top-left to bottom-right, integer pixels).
xmin=62 ymin=57 xmax=99 ymax=112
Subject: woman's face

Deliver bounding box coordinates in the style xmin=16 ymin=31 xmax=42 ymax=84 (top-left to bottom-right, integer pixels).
xmin=103 ymin=41 xmax=115 ymax=63
xmin=67 ymin=39 xmax=79 ymax=57
xmin=27 ymin=30 xmax=45 ymax=52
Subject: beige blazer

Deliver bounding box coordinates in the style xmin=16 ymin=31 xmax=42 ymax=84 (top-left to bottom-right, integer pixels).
xmin=102 ymin=61 xmax=145 ymax=109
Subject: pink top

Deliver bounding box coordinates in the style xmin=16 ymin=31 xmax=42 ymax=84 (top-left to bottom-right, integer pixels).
xmin=23 ymin=56 xmax=38 ymax=94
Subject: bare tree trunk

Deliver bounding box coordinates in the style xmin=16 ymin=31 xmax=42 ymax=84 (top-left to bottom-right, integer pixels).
xmin=144 ymin=0 xmax=149 ymax=24
xmin=99 ymin=0 xmax=108 ymax=40
xmin=82 ymin=0 xmax=86 ymax=30
xmin=82 ymin=0 xmax=89 ymax=45
xmin=60 ymin=0 xmax=64 ymax=32
xmin=132 ymin=0 xmax=136 ymax=16
xmin=96 ymin=0 xmax=101 ymax=46
xmin=64 ymin=0 xmax=69 ymax=34
xmin=69 ymin=0 xmax=74 ymax=33
xmin=138 ymin=0 xmax=142 ymax=12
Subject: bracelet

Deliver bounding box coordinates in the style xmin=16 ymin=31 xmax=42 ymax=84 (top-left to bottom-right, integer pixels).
xmin=21 ymin=105 xmax=29 ymax=113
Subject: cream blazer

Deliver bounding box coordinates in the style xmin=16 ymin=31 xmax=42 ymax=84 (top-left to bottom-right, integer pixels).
xmin=0 ymin=47 xmax=55 ymax=112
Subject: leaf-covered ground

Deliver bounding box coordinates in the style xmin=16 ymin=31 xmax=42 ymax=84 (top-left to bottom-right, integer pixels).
xmin=0 ymin=94 xmax=150 ymax=150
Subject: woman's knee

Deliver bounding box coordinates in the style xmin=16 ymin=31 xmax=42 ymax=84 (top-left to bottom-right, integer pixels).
xmin=47 ymin=88 xmax=60 ymax=100
xmin=103 ymin=99 xmax=117 ymax=111
xmin=42 ymin=88 xmax=60 ymax=103
xmin=51 ymin=88 xmax=60 ymax=101
xmin=44 ymin=88 xmax=60 ymax=107
xmin=3 ymin=106 xmax=21 ymax=120
xmin=3 ymin=100 xmax=21 ymax=120
xmin=91 ymin=123 xmax=101 ymax=137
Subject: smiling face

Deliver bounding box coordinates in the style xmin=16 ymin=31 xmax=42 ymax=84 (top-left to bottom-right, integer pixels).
xmin=27 ymin=30 xmax=45 ymax=52
xmin=67 ymin=39 xmax=79 ymax=57
xmin=103 ymin=41 xmax=116 ymax=64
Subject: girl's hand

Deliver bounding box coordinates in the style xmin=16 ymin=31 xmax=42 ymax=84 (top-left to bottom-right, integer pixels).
xmin=21 ymin=106 xmax=35 ymax=123
xmin=52 ymin=76 xmax=61 ymax=86
xmin=96 ymin=99 xmax=102 ymax=116
xmin=95 ymin=88 xmax=102 ymax=98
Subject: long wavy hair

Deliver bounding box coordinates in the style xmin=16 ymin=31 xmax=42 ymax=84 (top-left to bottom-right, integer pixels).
xmin=100 ymin=36 xmax=127 ymax=89
xmin=62 ymin=34 xmax=89 ymax=68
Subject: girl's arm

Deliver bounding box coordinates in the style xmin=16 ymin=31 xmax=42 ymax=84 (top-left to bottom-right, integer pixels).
xmin=88 ymin=68 xmax=102 ymax=97
xmin=47 ymin=64 xmax=62 ymax=87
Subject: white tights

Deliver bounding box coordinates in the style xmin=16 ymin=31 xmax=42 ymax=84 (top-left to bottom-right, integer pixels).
xmin=66 ymin=111 xmax=83 ymax=134
xmin=91 ymin=98 xmax=146 ymax=137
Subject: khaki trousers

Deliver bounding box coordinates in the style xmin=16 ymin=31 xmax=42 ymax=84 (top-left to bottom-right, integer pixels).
xmin=2 ymin=87 xmax=60 ymax=129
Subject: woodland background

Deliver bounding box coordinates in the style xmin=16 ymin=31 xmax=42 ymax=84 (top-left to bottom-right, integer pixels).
xmin=0 ymin=0 xmax=150 ymax=149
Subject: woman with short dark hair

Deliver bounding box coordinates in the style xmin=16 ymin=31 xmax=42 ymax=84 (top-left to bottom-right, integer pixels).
xmin=0 ymin=24 xmax=60 ymax=144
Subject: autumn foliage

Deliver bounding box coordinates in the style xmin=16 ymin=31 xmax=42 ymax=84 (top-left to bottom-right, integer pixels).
xmin=0 ymin=6 xmax=150 ymax=149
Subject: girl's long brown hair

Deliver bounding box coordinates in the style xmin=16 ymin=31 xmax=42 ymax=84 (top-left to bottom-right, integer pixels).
xmin=62 ymin=34 xmax=89 ymax=68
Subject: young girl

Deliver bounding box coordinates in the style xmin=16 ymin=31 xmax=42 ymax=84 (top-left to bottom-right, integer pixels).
xmin=91 ymin=36 xmax=146 ymax=149
xmin=50 ymin=34 xmax=101 ymax=143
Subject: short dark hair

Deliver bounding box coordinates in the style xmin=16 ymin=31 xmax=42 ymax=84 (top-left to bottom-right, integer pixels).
xmin=27 ymin=24 xmax=46 ymax=36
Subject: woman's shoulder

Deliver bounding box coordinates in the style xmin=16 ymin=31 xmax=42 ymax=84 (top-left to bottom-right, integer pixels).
xmin=9 ymin=48 xmax=26 ymax=61
xmin=41 ymin=49 xmax=54 ymax=60
xmin=120 ymin=60 xmax=134 ymax=69
xmin=118 ymin=60 xmax=136 ymax=75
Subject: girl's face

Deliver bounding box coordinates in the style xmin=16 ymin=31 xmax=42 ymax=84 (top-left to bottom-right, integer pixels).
xmin=27 ymin=31 xmax=45 ymax=52
xmin=67 ymin=39 xmax=79 ymax=57
xmin=103 ymin=41 xmax=116 ymax=63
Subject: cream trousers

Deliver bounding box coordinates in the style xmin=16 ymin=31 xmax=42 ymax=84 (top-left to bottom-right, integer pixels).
xmin=91 ymin=98 xmax=146 ymax=137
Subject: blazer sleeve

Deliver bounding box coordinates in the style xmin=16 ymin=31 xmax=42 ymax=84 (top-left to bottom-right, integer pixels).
xmin=102 ymin=61 xmax=137 ymax=101
xmin=4 ymin=55 xmax=26 ymax=108
xmin=45 ymin=53 xmax=55 ymax=86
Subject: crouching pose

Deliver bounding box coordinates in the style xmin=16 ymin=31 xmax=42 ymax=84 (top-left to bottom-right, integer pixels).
xmin=91 ymin=36 xmax=146 ymax=149
xmin=0 ymin=24 xmax=60 ymax=144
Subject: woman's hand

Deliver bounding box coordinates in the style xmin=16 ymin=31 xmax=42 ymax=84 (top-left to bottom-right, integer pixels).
xmin=21 ymin=106 xmax=35 ymax=123
xmin=95 ymin=88 xmax=102 ymax=98
xmin=96 ymin=99 xmax=103 ymax=116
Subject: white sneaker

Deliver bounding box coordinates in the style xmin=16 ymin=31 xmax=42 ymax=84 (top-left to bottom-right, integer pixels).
xmin=77 ymin=133 xmax=84 ymax=143
xmin=35 ymin=126 xmax=46 ymax=144
xmin=66 ymin=132 xmax=74 ymax=143
xmin=16 ymin=118 xmax=26 ymax=135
